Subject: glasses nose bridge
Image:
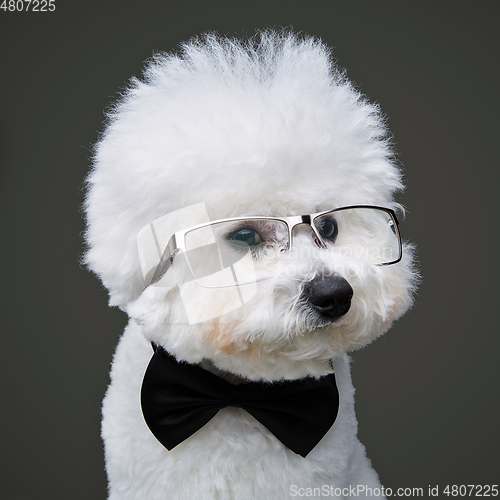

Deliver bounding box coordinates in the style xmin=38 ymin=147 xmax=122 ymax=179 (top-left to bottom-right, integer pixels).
xmin=286 ymin=214 xmax=325 ymax=249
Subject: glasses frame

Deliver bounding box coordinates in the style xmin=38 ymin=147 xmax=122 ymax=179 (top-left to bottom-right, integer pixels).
xmin=148 ymin=205 xmax=402 ymax=287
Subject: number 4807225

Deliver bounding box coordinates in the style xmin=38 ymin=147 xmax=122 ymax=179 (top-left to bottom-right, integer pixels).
xmin=1 ymin=0 xmax=56 ymax=12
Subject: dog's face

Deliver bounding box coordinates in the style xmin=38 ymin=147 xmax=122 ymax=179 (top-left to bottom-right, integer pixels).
xmin=127 ymin=178 xmax=415 ymax=381
xmin=85 ymin=33 xmax=417 ymax=380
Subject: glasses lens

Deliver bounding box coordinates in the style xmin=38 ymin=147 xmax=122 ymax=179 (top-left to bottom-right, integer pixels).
xmin=314 ymin=207 xmax=401 ymax=264
xmin=184 ymin=219 xmax=289 ymax=286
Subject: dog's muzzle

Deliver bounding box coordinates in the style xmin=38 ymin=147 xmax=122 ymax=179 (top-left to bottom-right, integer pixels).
xmin=302 ymin=274 xmax=353 ymax=323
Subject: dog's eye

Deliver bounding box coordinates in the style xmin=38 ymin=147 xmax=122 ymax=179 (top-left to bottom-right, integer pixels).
xmin=227 ymin=228 xmax=263 ymax=248
xmin=318 ymin=218 xmax=338 ymax=241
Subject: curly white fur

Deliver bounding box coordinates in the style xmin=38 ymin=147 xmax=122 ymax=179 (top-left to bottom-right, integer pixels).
xmin=85 ymin=30 xmax=417 ymax=500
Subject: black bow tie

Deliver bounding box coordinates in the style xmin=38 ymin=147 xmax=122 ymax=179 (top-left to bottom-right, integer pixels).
xmin=141 ymin=345 xmax=339 ymax=458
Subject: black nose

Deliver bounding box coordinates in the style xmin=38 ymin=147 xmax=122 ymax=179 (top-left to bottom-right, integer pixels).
xmin=302 ymin=274 xmax=353 ymax=322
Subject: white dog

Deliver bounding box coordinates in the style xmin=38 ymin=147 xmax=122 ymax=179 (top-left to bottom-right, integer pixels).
xmin=84 ymin=31 xmax=416 ymax=500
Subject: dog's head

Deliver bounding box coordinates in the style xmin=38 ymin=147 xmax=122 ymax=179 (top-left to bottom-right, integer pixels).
xmin=84 ymin=31 xmax=417 ymax=380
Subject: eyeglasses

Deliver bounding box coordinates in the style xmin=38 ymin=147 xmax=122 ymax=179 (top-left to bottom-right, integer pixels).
xmin=145 ymin=205 xmax=402 ymax=288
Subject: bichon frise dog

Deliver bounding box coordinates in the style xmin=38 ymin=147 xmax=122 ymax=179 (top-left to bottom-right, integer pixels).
xmin=84 ymin=31 xmax=417 ymax=500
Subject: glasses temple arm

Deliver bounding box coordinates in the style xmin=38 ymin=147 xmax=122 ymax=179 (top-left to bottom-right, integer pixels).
xmin=149 ymin=234 xmax=179 ymax=286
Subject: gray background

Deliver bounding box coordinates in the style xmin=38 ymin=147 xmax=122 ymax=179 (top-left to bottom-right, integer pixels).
xmin=1 ymin=1 xmax=499 ymax=498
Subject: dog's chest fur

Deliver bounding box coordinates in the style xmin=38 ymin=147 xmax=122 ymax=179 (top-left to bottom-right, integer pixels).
xmin=101 ymin=320 xmax=383 ymax=499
